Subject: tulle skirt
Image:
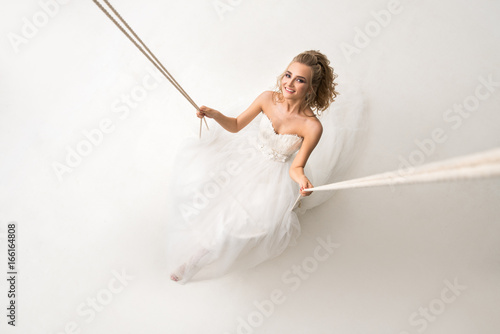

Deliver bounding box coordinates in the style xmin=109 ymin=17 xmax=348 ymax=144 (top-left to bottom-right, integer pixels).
xmin=164 ymin=119 xmax=301 ymax=283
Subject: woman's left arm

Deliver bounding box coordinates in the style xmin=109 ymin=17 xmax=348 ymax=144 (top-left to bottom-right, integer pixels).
xmin=289 ymin=121 xmax=323 ymax=196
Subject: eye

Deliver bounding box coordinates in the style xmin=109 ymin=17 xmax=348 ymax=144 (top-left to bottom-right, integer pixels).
xmin=297 ymin=78 xmax=304 ymax=83
xmin=285 ymin=73 xmax=291 ymax=78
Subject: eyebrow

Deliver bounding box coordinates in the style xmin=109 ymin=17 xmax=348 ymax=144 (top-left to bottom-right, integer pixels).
xmin=286 ymin=71 xmax=307 ymax=82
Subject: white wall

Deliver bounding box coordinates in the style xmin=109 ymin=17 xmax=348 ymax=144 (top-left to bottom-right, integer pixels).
xmin=0 ymin=0 xmax=499 ymax=333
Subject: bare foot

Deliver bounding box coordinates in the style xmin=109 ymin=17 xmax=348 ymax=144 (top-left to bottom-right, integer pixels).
xmin=170 ymin=264 xmax=186 ymax=282
xmin=170 ymin=248 xmax=210 ymax=283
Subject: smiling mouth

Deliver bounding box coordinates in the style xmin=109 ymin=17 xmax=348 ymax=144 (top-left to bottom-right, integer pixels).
xmin=284 ymin=87 xmax=295 ymax=93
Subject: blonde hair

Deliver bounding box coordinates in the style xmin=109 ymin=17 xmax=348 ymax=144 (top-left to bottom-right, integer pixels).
xmin=273 ymin=50 xmax=339 ymax=115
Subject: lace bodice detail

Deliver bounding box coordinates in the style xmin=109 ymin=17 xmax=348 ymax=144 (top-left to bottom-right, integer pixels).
xmin=256 ymin=113 xmax=303 ymax=162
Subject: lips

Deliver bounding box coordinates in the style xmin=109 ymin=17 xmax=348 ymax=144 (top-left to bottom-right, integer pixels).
xmin=284 ymin=87 xmax=295 ymax=93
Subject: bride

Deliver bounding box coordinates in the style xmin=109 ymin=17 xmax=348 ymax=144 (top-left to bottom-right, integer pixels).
xmin=166 ymin=50 xmax=339 ymax=283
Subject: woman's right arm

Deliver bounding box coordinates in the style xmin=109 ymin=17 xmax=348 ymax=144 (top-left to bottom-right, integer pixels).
xmin=197 ymin=91 xmax=271 ymax=133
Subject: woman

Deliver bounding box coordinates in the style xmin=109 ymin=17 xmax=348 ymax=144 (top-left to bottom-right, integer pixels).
xmin=166 ymin=50 xmax=339 ymax=283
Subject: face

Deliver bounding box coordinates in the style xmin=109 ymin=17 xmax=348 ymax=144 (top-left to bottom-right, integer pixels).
xmin=281 ymin=61 xmax=312 ymax=101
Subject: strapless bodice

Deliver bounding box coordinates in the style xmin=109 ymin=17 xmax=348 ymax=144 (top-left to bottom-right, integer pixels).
xmin=256 ymin=112 xmax=303 ymax=162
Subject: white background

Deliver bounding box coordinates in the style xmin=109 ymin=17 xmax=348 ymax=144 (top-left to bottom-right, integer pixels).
xmin=0 ymin=0 xmax=499 ymax=333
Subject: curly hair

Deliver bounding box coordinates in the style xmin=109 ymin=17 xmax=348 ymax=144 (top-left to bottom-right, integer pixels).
xmin=273 ymin=50 xmax=339 ymax=115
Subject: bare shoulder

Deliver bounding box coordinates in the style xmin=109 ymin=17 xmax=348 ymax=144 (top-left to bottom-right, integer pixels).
xmin=251 ymin=91 xmax=274 ymax=114
xmin=258 ymin=90 xmax=275 ymax=105
xmin=302 ymin=113 xmax=323 ymax=139
xmin=261 ymin=90 xmax=275 ymax=98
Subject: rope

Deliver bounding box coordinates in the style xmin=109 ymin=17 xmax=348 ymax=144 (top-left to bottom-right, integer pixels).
xmin=91 ymin=0 xmax=209 ymax=137
xmin=292 ymin=147 xmax=500 ymax=209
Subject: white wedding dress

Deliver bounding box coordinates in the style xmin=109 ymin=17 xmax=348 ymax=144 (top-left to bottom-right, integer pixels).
xmin=165 ymin=88 xmax=365 ymax=284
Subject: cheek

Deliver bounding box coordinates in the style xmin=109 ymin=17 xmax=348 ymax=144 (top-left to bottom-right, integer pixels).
xmin=298 ymin=84 xmax=309 ymax=93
